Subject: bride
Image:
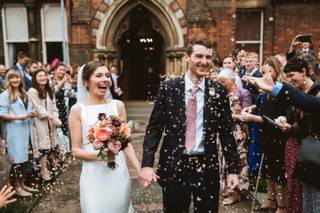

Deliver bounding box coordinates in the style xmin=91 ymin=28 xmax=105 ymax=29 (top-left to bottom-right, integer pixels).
xmin=68 ymin=61 xmax=141 ymax=213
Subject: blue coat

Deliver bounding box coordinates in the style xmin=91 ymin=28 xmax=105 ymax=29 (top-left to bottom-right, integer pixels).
xmin=0 ymin=90 xmax=33 ymax=164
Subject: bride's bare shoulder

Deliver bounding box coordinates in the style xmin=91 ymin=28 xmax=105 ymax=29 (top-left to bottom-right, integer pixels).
xmin=70 ymin=103 xmax=82 ymax=116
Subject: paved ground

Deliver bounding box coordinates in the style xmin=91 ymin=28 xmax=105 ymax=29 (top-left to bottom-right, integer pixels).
xmin=31 ymin=140 xmax=257 ymax=213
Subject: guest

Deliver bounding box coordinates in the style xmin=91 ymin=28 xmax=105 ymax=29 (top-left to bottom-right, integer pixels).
xmin=241 ymin=56 xmax=288 ymax=213
xmin=26 ymin=60 xmax=38 ymax=78
xmin=222 ymin=56 xmax=243 ymax=89
xmin=0 ymin=69 xmax=37 ymax=196
xmin=52 ymin=63 xmax=69 ymax=136
xmin=278 ymin=58 xmax=320 ymax=213
xmin=274 ymin=53 xmax=287 ymax=70
xmin=240 ymin=52 xmax=262 ymax=103
xmin=29 ymin=69 xmax=62 ymax=181
xmin=44 ymin=64 xmax=51 ymax=74
xmin=216 ymin=68 xmax=251 ymax=205
xmin=68 ymin=72 xmax=78 ymax=110
xmin=109 ymin=65 xmax=123 ymax=100
xmin=0 ymin=64 xmax=6 ymax=93
xmin=287 ymin=34 xmax=315 ymax=61
xmin=15 ymin=51 xmax=31 ymax=90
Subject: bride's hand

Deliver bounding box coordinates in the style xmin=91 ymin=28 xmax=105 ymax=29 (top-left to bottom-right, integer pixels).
xmin=139 ymin=167 xmax=159 ymax=187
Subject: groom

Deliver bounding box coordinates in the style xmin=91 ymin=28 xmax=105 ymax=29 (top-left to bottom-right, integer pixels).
xmin=140 ymin=38 xmax=239 ymax=212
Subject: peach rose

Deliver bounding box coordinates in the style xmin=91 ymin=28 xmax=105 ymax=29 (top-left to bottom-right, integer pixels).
xmin=94 ymin=128 xmax=111 ymax=142
xmin=107 ymin=141 xmax=121 ymax=154
xmin=119 ymin=123 xmax=131 ymax=138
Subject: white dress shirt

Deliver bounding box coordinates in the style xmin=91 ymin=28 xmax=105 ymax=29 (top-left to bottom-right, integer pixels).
xmin=111 ymin=73 xmax=118 ymax=90
xmin=184 ymin=74 xmax=205 ymax=154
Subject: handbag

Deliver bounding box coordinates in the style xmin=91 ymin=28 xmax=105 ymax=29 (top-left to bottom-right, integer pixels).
xmin=294 ymin=135 xmax=320 ymax=189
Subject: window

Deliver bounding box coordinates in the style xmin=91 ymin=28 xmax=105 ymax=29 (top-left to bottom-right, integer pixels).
xmin=235 ymin=10 xmax=264 ymax=63
xmin=1 ymin=5 xmax=29 ymax=66
xmin=41 ymin=4 xmax=68 ymax=64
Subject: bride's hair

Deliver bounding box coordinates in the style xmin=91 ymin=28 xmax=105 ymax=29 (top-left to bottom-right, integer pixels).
xmin=82 ymin=61 xmax=105 ymax=83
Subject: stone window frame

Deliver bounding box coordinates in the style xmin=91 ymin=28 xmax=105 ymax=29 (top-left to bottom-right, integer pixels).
xmin=1 ymin=4 xmax=29 ymax=67
xmin=235 ymin=9 xmax=264 ymax=64
xmin=40 ymin=3 xmax=69 ymax=65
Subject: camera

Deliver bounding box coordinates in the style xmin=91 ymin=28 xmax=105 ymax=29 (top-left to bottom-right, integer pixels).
xmin=297 ymin=34 xmax=311 ymax=43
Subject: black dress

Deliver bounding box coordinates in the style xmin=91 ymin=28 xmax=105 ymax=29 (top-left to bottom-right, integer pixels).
xmin=55 ymin=87 xmax=69 ymax=136
xmin=258 ymin=93 xmax=289 ymax=184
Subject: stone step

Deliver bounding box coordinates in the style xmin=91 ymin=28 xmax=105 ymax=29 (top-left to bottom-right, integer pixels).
xmin=125 ymin=102 xmax=154 ymax=110
xmin=131 ymin=133 xmax=145 ymax=141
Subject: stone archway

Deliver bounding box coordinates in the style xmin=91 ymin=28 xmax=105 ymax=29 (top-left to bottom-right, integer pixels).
xmin=91 ymin=0 xmax=187 ymax=75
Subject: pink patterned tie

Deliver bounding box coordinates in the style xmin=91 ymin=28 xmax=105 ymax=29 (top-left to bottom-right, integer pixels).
xmin=185 ymin=86 xmax=199 ymax=152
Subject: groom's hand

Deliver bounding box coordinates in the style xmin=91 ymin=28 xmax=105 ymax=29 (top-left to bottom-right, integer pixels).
xmin=139 ymin=167 xmax=159 ymax=188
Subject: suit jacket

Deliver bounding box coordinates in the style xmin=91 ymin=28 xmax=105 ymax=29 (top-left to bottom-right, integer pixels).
xmin=277 ymin=82 xmax=320 ymax=114
xmin=142 ymin=76 xmax=239 ymax=186
xmin=242 ymin=69 xmax=262 ymax=103
xmin=287 ymin=49 xmax=315 ymax=61
xmin=109 ymin=75 xmax=122 ymax=100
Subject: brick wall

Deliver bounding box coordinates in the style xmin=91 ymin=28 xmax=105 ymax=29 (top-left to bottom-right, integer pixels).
xmin=272 ymin=2 xmax=320 ymax=55
xmin=65 ymin=0 xmax=320 ymax=64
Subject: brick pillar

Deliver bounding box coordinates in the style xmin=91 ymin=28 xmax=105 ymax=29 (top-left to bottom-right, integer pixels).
xmin=69 ymin=0 xmax=93 ymax=65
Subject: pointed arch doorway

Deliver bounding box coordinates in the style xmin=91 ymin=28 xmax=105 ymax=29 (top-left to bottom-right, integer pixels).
xmin=94 ymin=0 xmax=187 ymax=100
xmin=118 ymin=5 xmax=165 ymax=100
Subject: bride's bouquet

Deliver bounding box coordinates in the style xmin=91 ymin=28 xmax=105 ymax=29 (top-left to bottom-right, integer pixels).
xmin=88 ymin=113 xmax=131 ymax=169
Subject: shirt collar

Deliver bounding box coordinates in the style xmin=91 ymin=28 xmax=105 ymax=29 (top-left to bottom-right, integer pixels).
xmin=185 ymin=74 xmax=205 ymax=92
xmin=302 ymin=48 xmax=309 ymax=52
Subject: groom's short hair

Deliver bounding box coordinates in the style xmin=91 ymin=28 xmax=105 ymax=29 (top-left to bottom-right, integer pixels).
xmin=186 ymin=38 xmax=213 ymax=56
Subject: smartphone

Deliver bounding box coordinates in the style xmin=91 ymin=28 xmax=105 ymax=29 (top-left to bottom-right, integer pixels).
xmin=297 ymin=34 xmax=311 ymax=43
xmin=262 ymin=115 xmax=280 ymax=127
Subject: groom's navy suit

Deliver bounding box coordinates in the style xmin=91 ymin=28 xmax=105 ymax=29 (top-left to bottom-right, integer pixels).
xmin=142 ymin=76 xmax=239 ymax=212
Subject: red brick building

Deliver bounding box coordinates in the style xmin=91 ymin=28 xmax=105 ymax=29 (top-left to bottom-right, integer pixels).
xmin=1 ymin=0 xmax=319 ymax=99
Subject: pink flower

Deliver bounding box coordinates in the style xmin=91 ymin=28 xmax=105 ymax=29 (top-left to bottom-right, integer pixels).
xmin=92 ymin=140 xmax=104 ymax=150
xmin=107 ymin=141 xmax=121 ymax=154
xmin=94 ymin=128 xmax=112 ymax=142
xmin=119 ymin=123 xmax=131 ymax=138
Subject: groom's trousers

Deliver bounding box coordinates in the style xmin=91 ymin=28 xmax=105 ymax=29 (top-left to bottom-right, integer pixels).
xmin=162 ymin=154 xmax=220 ymax=213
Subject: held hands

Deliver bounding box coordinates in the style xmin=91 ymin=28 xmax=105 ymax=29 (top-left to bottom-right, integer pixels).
xmin=139 ymin=167 xmax=159 ymax=188
xmin=22 ymin=111 xmax=36 ymax=120
xmin=0 ymin=185 xmax=16 ymax=208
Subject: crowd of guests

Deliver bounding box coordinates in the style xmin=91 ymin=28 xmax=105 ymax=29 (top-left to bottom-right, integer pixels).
xmin=0 ymin=33 xmax=319 ymax=212
xmin=0 ymin=52 xmax=82 ymax=200
xmin=0 ymin=51 xmax=124 ymax=206
xmin=209 ymin=34 xmax=320 ymax=213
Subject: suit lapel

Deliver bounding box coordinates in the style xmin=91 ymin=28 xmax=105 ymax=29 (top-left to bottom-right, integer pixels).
xmin=175 ymin=77 xmax=186 ymax=125
xmin=202 ymin=78 xmax=210 ymax=140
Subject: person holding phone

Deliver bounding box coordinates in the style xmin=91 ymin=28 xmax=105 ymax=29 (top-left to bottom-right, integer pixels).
xmin=287 ymin=34 xmax=315 ymax=61
xmin=240 ymin=56 xmax=289 ymax=213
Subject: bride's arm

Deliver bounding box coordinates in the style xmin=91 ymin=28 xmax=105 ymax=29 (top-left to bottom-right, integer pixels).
xmin=69 ymin=104 xmax=100 ymax=161
xmin=117 ymin=101 xmax=142 ymax=175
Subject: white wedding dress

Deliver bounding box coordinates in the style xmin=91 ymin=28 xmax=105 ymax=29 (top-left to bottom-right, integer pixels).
xmin=79 ymin=100 xmax=134 ymax=213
